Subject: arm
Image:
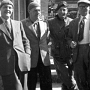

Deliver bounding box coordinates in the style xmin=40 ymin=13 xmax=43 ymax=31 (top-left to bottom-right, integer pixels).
xmin=20 ymin=22 xmax=31 ymax=55
xmin=67 ymin=22 xmax=77 ymax=48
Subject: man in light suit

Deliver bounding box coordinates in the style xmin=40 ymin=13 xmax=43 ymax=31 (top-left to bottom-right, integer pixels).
xmin=67 ymin=0 xmax=90 ymax=90
xmin=22 ymin=2 xmax=52 ymax=90
xmin=0 ymin=0 xmax=31 ymax=90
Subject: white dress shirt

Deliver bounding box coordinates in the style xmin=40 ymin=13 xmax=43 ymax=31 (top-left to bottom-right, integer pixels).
xmin=78 ymin=14 xmax=90 ymax=44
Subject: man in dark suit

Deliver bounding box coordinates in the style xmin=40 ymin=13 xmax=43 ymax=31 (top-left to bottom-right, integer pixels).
xmin=22 ymin=2 xmax=52 ymax=90
xmin=68 ymin=0 xmax=90 ymax=90
xmin=0 ymin=0 xmax=31 ymax=90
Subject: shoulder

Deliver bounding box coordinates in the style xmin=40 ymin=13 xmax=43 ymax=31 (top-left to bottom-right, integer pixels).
xmin=48 ymin=17 xmax=56 ymax=22
xmin=11 ymin=20 xmax=22 ymax=26
xmin=48 ymin=17 xmax=57 ymax=26
xmin=67 ymin=17 xmax=73 ymax=22
xmin=21 ymin=18 xmax=29 ymax=24
xmin=12 ymin=19 xmax=21 ymax=24
xmin=39 ymin=19 xmax=47 ymax=26
xmin=69 ymin=17 xmax=79 ymax=25
xmin=48 ymin=17 xmax=54 ymax=21
xmin=39 ymin=19 xmax=47 ymax=24
xmin=21 ymin=18 xmax=33 ymax=27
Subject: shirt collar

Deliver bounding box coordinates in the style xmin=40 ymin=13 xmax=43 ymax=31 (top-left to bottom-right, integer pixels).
xmin=80 ymin=14 xmax=89 ymax=20
xmin=85 ymin=14 xmax=89 ymax=19
xmin=28 ymin=17 xmax=39 ymax=26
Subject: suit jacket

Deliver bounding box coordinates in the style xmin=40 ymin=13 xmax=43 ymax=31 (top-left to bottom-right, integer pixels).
xmin=22 ymin=18 xmax=50 ymax=68
xmin=0 ymin=17 xmax=31 ymax=75
xmin=67 ymin=15 xmax=90 ymax=62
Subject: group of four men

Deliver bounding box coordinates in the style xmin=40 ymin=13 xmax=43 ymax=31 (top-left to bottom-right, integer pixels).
xmin=0 ymin=0 xmax=90 ymax=90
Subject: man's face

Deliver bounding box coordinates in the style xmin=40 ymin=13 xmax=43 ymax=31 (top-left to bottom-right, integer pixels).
xmin=78 ymin=3 xmax=90 ymax=16
xmin=57 ymin=6 xmax=68 ymax=18
xmin=29 ymin=6 xmax=41 ymax=21
xmin=0 ymin=4 xmax=13 ymax=19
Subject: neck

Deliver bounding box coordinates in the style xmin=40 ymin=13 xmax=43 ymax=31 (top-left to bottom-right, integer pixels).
xmin=1 ymin=16 xmax=10 ymax=21
xmin=29 ymin=16 xmax=38 ymax=23
xmin=29 ymin=17 xmax=39 ymax=24
xmin=1 ymin=16 xmax=11 ymax=22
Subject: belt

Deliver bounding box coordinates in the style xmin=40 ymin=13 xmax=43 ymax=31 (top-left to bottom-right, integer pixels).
xmin=78 ymin=43 xmax=89 ymax=47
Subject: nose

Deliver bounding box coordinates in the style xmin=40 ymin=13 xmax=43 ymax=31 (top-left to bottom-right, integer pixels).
xmin=61 ymin=10 xmax=65 ymax=13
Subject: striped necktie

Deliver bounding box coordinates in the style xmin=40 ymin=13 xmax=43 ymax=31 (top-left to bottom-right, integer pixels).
xmin=5 ymin=20 xmax=11 ymax=33
xmin=78 ymin=18 xmax=85 ymax=42
xmin=37 ymin=22 xmax=41 ymax=40
xmin=34 ymin=22 xmax=41 ymax=40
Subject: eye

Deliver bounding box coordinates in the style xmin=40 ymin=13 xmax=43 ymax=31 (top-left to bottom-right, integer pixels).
xmin=63 ymin=9 xmax=66 ymax=11
xmin=9 ymin=7 xmax=12 ymax=9
xmin=3 ymin=5 xmax=13 ymax=9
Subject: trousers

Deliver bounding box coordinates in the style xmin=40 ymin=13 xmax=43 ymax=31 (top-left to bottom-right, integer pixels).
xmin=27 ymin=52 xmax=52 ymax=90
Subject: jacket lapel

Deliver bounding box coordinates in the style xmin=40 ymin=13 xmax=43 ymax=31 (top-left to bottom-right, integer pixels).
xmin=0 ymin=17 xmax=12 ymax=39
xmin=11 ymin=20 xmax=15 ymax=38
xmin=11 ymin=19 xmax=19 ymax=41
xmin=26 ymin=18 xmax=37 ymax=38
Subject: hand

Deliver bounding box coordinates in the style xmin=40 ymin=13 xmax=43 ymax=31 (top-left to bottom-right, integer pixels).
xmin=70 ymin=41 xmax=77 ymax=48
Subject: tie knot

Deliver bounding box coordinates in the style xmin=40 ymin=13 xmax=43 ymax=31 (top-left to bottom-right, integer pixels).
xmin=81 ymin=16 xmax=86 ymax=22
xmin=5 ymin=20 xmax=11 ymax=31
xmin=80 ymin=18 xmax=85 ymax=24
xmin=5 ymin=20 xmax=10 ymax=24
xmin=83 ymin=16 xmax=86 ymax=19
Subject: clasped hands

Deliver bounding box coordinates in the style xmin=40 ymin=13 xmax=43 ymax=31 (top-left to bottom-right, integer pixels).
xmin=70 ymin=41 xmax=77 ymax=48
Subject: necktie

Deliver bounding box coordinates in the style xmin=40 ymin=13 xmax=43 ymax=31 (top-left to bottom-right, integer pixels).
xmin=78 ymin=18 xmax=85 ymax=42
xmin=34 ymin=22 xmax=41 ymax=40
xmin=37 ymin=22 xmax=41 ymax=40
xmin=5 ymin=20 xmax=11 ymax=33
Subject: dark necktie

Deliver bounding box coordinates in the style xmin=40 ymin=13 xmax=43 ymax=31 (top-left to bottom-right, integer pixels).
xmin=34 ymin=22 xmax=41 ymax=40
xmin=78 ymin=18 xmax=85 ymax=42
